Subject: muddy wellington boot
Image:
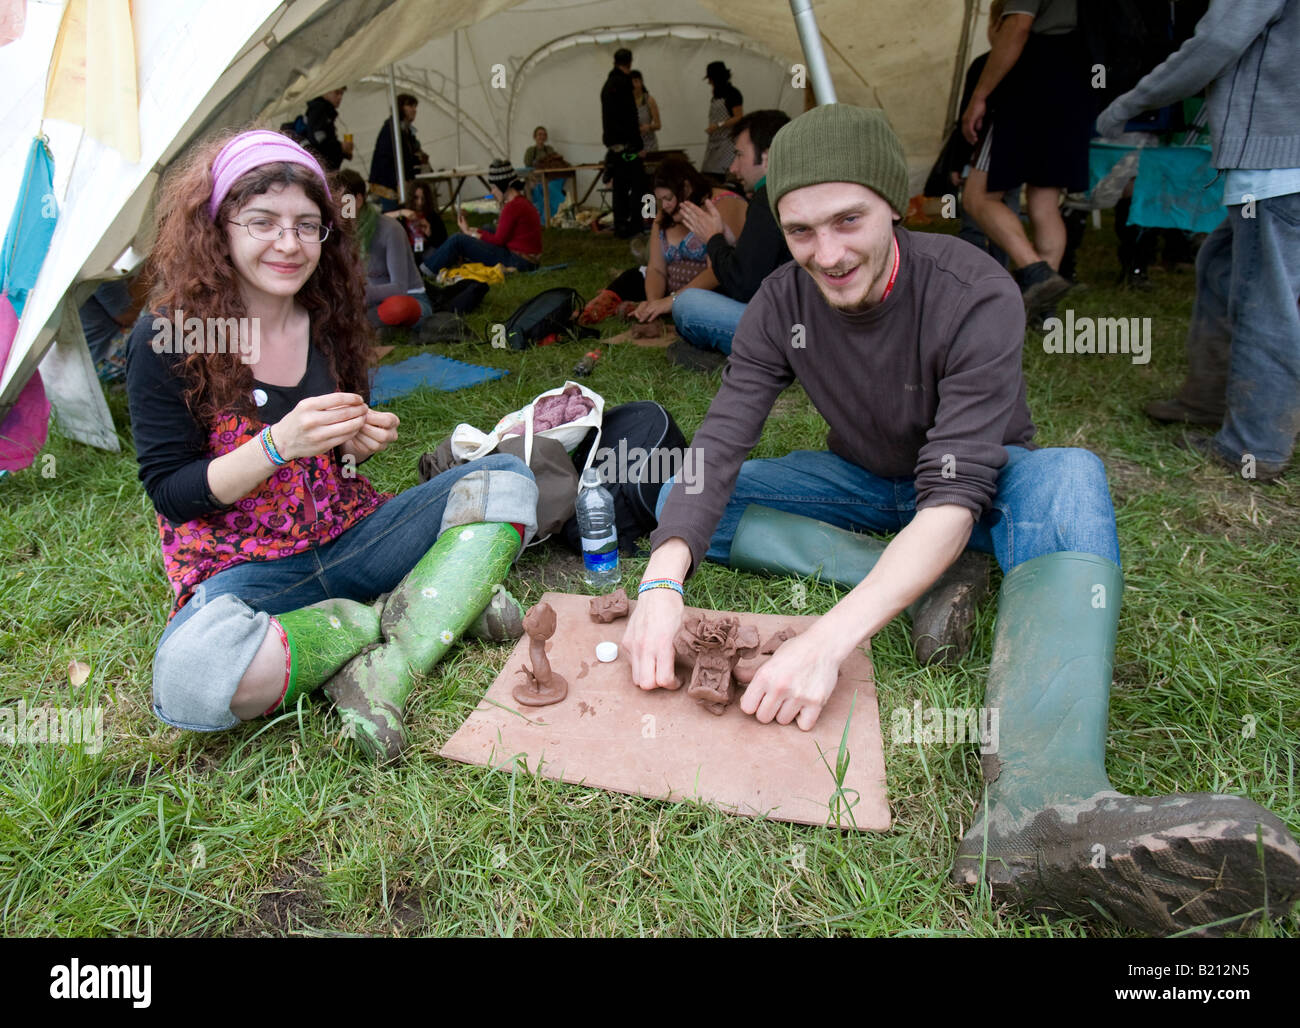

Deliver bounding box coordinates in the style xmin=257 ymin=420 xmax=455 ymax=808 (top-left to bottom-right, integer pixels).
xmin=325 ymin=521 xmax=522 ymax=762
xmin=262 ymin=598 xmax=384 ymax=714
xmin=952 ymin=551 xmax=1300 ymax=935
xmin=727 ymin=504 xmax=992 ymax=666
xmin=466 ymin=584 xmax=526 ymax=642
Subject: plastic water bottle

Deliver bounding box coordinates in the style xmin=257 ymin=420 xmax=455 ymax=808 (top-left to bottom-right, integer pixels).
xmin=576 ymin=468 xmax=620 ymax=588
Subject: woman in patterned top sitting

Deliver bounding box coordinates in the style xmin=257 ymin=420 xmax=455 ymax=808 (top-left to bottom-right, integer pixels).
xmin=126 ymin=128 xmax=536 ymax=761
xmin=579 ymin=157 xmax=746 ymax=325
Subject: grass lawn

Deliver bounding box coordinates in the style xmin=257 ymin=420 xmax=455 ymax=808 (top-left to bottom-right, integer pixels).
xmin=1 ymin=213 xmax=1296 ymax=937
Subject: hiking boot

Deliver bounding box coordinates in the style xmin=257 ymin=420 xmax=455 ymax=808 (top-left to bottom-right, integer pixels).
xmin=667 ymin=339 xmax=727 ymax=372
xmin=1144 ymin=397 xmax=1223 ymax=427
xmin=951 ymin=551 xmax=1300 ymax=935
xmin=1015 ymin=261 xmax=1072 ymax=322
xmin=910 ymin=551 xmax=993 ymax=666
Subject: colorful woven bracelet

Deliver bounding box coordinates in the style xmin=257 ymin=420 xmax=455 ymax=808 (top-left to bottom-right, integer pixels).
xmin=638 ymin=578 xmax=684 ymax=597
xmin=260 ymin=425 xmax=288 ymax=466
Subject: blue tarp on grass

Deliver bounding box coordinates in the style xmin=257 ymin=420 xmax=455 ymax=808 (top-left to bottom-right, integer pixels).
xmin=369 ymin=352 xmax=508 ymax=404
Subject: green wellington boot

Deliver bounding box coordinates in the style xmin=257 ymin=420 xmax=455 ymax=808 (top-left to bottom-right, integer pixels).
xmin=264 ymin=598 xmax=383 ymax=714
xmin=952 ymin=550 xmax=1300 ymax=935
xmin=728 ymin=504 xmax=992 ymax=665
xmin=324 ymin=521 xmax=521 ymax=763
xmin=466 ymin=584 xmax=526 ymax=643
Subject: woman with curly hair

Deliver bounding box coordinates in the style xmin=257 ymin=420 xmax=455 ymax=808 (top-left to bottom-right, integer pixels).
xmin=126 ymin=128 xmax=537 ymax=761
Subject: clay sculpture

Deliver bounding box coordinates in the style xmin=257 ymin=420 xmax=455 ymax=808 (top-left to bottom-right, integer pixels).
xmin=512 ymin=602 xmax=569 ymax=707
xmin=589 ymin=588 xmax=630 ymax=623
xmin=733 ymin=626 xmax=800 ymax=685
xmin=673 ymin=612 xmax=761 ymax=715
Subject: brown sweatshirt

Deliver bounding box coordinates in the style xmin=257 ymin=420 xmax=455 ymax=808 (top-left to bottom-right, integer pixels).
xmin=652 ymin=228 xmax=1036 ymax=575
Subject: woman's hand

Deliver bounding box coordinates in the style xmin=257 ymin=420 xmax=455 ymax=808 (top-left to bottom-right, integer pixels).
xmin=340 ymin=408 xmax=400 ymax=465
xmin=632 ymin=296 xmax=673 ymax=322
xmin=272 ymin=393 xmax=369 ymax=461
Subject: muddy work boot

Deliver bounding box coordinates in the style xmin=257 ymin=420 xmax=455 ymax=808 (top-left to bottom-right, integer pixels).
xmin=727 ymin=504 xmax=993 ymax=665
xmin=951 ymin=551 xmax=1300 ymax=935
xmin=325 ymin=521 xmax=523 ymax=762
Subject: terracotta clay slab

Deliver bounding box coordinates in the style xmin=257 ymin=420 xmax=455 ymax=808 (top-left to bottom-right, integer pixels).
xmin=440 ymin=591 xmax=888 ymax=830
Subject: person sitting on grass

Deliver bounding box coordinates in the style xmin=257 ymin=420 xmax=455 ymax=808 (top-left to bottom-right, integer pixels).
xmin=579 ymin=157 xmax=746 ymax=325
xmin=622 ymin=104 xmax=1300 ymax=936
xmin=126 ymin=128 xmax=538 ymax=763
xmin=420 ymin=176 xmax=542 ymax=279
xmin=337 ymin=169 xmax=435 ymax=338
xmin=671 ymin=109 xmax=792 ymax=358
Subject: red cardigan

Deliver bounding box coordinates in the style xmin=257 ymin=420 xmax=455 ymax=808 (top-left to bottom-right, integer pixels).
xmin=479 ymin=195 xmax=542 ymax=256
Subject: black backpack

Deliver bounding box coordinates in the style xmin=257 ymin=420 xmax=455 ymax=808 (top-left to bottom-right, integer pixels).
xmin=561 ymin=401 xmax=688 ymax=555
xmin=501 ymin=287 xmax=597 ymax=350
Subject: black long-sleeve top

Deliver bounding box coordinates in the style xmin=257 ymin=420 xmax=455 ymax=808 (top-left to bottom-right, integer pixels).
xmin=601 ymin=68 xmax=641 ymax=150
xmin=704 ymin=182 xmax=791 ymax=303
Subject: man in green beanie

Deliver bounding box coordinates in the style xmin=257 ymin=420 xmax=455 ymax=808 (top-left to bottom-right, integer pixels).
xmin=623 ymin=103 xmax=1300 ymax=936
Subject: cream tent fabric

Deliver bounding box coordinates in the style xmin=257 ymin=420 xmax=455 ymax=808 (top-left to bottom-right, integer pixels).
xmin=0 ymin=0 xmax=990 ymax=449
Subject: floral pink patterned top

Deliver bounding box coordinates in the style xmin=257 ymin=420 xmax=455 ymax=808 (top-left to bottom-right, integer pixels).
xmin=157 ymin=409 xmax=390 ymax=617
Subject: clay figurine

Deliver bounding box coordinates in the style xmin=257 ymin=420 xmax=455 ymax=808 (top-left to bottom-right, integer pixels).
xmin=589 ymin=588 xmax=630 ymax=623
xmin=673 ymin=612 xmax=760 ymax=715
xmin=733 ymin=626 xmax=801 ymax=685
xmin=512 ymin=602 xmax=569 ymax=707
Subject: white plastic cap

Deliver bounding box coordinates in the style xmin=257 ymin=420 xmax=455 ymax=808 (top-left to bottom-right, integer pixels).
xmin=595 ymin=641 xmax=619 ymax=663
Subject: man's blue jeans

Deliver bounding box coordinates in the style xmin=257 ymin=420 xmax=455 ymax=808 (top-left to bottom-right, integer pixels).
xmin=671 ymin=290 xmax=748 ymax=354
xmin=421 ymin=232 xmax=538 ymax=278
xmin=656 ymin=446 xmax=1121 ymax=573
xmin=1186 ymin=194 xmax=1300 ymax=470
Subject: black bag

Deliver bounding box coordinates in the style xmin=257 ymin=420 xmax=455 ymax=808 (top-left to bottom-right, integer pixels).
xmin=561 ymin=401 xmax=688 ymax=555
xmin=429 ymin=278 xmax=488 ymax=315
xmin=501 ymin=287 xmax=597 ymax=350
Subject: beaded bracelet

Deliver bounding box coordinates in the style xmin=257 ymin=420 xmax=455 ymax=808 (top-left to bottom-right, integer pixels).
xmin=638 ymin=578 xmax=684 ymax=598
xmin=260 ymin=425 xmax=289 ymax=466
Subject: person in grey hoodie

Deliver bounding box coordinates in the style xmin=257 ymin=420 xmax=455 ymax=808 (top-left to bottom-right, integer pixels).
xmin=1097 ymin=0 xmax=1300 ymax=482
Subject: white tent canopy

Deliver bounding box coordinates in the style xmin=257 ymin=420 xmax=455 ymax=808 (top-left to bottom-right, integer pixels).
xmin=0 ymin=0 xmax=990 ymax=449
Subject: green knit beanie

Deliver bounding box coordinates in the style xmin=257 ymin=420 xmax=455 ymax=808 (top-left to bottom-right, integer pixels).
xmin=766 ymin=104 xmax=910 ymax=219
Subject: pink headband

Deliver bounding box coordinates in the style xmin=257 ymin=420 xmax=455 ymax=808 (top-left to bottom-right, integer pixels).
xmin=207 ymin=129 xmax=332 ymax=220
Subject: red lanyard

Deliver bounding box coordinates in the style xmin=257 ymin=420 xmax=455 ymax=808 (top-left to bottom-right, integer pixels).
xmin=880 ymin=235 xmax=901 ymax=303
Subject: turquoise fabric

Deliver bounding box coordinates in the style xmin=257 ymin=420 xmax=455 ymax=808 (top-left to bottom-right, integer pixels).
xmin=1089 ymin=142 xmax=1223 ymax=233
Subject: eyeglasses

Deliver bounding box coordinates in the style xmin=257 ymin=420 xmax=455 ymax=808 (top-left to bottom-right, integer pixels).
xmin=230 ymin=218 xmax=331 ymax=243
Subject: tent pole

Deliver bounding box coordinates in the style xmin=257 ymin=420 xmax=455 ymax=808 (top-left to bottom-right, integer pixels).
xmin=387 ymin=65 xmax=406 ymax=205
xmin=454 ymin=29 xmax=462 ymax=166
xmin=788 ymin=0 xmax=836 ymax=105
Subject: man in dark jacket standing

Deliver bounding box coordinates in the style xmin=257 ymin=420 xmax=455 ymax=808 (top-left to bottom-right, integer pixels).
xmin=673 ymin=110 xmax=792 ymax=354
xmin=601 ymin=48 xmax=646 ymax=238
xmin=370 ymin=93 xmax=427 ymax=212
xmin=304 ymin=88 xmax=352 ymax=171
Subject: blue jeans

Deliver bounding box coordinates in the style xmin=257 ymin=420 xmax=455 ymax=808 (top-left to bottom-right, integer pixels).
xmin=656 ymin=446 xmax=1121 ymax=572
xmin=154 ymin=453 xmax=533 ymax=730
xmin=1192 ymin=194 xmax=1300 ymax=469
xmin=671 ymin=290 xmax=747 ymax=354
xmin=420 ymin=233 xmax=538 ymax=278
